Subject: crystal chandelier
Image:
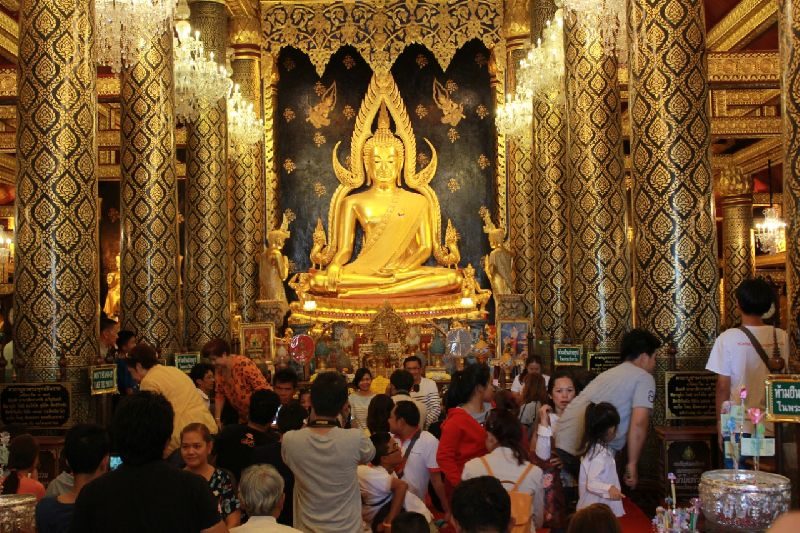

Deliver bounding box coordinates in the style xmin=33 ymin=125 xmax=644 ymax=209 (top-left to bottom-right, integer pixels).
xmin=754 ymin=160 xmax=787 ymax=255
xmin=228 ymin=83 xmax=264 ymax=152
xmin=173 ymin=0 xmax=232 ymax=123
xmin=560 ymin=0 xmax=626 ymax=56
xmin=96 ymin=0 xmax=178 ymax=73
xmin=496 ymin=10 xmax=565 ymax=142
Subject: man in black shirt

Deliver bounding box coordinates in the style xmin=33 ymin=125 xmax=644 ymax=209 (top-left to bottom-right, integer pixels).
xmin=215 ymin=389 xmax=295 ymax=526
xmin=70 ymin=392 xmax=225 ymax=533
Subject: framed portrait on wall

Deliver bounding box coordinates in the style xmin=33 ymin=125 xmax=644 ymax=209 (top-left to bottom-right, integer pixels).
xmin=239 ymin=322 xmax=276 ymax=361
xmin=496 ymin=319 xmax=530 ymax=360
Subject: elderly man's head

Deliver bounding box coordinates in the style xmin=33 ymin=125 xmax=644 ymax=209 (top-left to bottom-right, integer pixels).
xmin=239 ymin=464 xmax=285 ymax=518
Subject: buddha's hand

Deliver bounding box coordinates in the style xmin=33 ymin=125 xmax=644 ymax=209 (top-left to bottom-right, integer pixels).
xmin=326 ymin=264 xmax=341 ymax=291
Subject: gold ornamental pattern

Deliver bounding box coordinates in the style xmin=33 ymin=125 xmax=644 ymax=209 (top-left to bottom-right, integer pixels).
xmin=15 ymin=0 xmax=99 ymax=389
xmin=506 ymin=45 xmax=534 ymax=310
xmin=780 ymin=0 xmax=800 ymax=370
xmin=263 ymin=55 xmax=280 ymax=230
xmin=564 ymin=13 xmax=630 ymax=349
xmin=119 ymin=29 xmax=181 ymax=354
xmin=230 ymin=54 xmax=265 ymax=323
xmin=629 ymin=0 xmax=719 ymax=360
xmin=185 ymin=0 xmax=230 ymax=348
xmin=259 ymin=0 xmax=504 ymax=76
xmin=720 ymin=197 xmax=755 ymax=328
xmin=533 ymin=93 xmax=571 ymax=344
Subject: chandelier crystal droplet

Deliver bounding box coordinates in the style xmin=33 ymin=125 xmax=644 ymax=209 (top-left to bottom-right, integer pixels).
xmin=228 ymin=84 xmax=264 ymax=152
xmin=95 ymin=0 xmax=178 ymax=72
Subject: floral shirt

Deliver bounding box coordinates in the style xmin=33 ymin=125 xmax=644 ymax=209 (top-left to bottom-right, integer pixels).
xmin=208 ymin=468 xmax=241 ymax=519
xmin=216 ymin=355 xmax=270 ymax=422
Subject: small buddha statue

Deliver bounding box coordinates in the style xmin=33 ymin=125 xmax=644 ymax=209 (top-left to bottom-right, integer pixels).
xmin=104 ymin=254 xmax=121 ymax=318
xmin=308 ymin=102 xmax=462 ymax=298
xmin=259 ymin=210 xmax=295 ymax=302
xmin=479 ymin=207 xmax=513 ymax=296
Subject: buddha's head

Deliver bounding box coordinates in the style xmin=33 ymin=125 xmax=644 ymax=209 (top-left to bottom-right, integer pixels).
xmin=363 ymin=102 xmax=404 ymax=186
xmin=267 ymin=228 xmax=290 ymax=249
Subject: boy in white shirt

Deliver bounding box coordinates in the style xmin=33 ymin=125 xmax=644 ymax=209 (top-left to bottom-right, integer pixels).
xmin=358 ymin=432 xmax=432 ymax=532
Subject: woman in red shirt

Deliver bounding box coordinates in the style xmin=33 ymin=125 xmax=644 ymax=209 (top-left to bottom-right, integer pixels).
xmin=437 ymin=363 xmax=493 ymax=494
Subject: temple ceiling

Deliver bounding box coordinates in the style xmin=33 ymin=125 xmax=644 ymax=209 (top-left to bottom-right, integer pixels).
xmin=0 ymin=0 xmax=786 ymax=192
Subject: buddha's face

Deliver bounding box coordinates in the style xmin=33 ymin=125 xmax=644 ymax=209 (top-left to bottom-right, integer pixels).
xmin=371 ymin=143 xmax=400 ymax=185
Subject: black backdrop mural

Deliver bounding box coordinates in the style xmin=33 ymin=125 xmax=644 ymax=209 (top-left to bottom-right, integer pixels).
xmin=277 ymin=40 xmax=496 ymax=295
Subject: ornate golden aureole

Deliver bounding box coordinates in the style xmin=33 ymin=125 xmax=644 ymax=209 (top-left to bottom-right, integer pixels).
xmin=289 ymin=73 xmax=488 ymax=324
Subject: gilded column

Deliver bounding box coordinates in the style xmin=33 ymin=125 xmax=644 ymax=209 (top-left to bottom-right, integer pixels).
xmin=14 ymin=0 xmax=98 ymax=397
xmin=503 ymin=0 xmax=534 ymax=307
xmin=185 ymin=0 xmax=230 ymax=347
xmin=629 ymin=0 xmax=719 ymax=364
xmin=719 ymin=166 xmax=755 ymax=329
xmin=781 ymin=0 xmax=800 ymax=369
xmin=263 ymin=54 xmax=280 ymax=231
xmin=119 ymin=30 xmax=181 ymax=353
xmin=564 ymin=13 xmax=630 ymax=349
xmin=230 ymin=19 xmax=264 ymax=322
xmin=533 ymin=90 xmax=570 ymax=343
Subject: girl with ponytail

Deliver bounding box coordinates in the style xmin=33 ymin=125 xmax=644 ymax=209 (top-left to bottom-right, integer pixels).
xmin=577 ymin=402 xmax=624 ymax=517
xmin=0 ymin=434 xmax=45 ymax=500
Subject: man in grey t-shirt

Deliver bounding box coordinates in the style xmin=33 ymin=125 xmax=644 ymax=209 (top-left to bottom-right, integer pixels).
xmin=282 ymin=372 xmax=375 ymax=532
xmin=554 ymin=328 xmax=660 ymax=490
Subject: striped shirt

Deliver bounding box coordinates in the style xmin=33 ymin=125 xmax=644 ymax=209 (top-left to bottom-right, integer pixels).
xmin=411 ymin=377 xmax=441 ymax=429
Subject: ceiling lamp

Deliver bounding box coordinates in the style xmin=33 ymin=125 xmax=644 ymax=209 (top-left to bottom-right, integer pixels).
xmin=755 ymin=160 xmax=787 ymax=255
xmin=173 ymin=0 xmax=231 ymax=123
xmin=96 ymin=0 xmax=178 ymax=73
xmin=496 ymin=10 xmax=565 ymax=143
xmin=560 ymin=0 xmax=626 ymax=57
xmin=227 ymin=84 xmax=264 ymax=153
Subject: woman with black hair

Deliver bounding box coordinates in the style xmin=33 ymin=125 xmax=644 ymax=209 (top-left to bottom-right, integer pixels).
xmin=436 ymin=363 xmax=492 ymax=495
xmin=366 ymin=394 xmax=395 ymax=435
xmin=349 ymin=368 xmax=376 ymax=430
xmin=0 ymin=434 xmax=44 ymax=500
xmin=511 ymin=355 xmax=550 ymax=399
xmin=577 ymin=402 xmax=624 ymax=517
xmin=462 ymin=409 xmax=544 ymax=530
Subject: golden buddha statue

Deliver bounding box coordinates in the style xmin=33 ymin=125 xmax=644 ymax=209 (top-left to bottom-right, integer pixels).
xmin=479 ymin=206 xmax=513 ymax=296
xmin=308 ymin=81 xmax=462 ymax=298
xmin=291 ymin=73 xmax=487 ymax=324
xmin=258 ymin=209 xmax=295 ymax=303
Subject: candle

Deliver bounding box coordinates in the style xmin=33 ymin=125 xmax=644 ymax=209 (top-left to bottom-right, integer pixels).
xmin=668 ymin=472 xmax=677 ymax=508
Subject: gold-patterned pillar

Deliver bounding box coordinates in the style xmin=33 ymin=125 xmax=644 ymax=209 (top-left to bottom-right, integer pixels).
xmin=119 ymin=29 xmax=181 ymax=353
xmin=530 ymin=0 xmax=557 ymax=48
xmin=719 ymin=166 xmax=755 ymax=329
xmin=564 ymin=13 xmax=630 ymax=349
xmin=533 ymin=90 xmax=570 ymax=343
xmin=230 ymin=20 xmax=265 ymax=323
xmin=629 ymin=0 xmax=719 ymax=365
xmin=14 ymin=0 xmax=98 ymax=398
xmin=185 ymin=0 xmax=230 ymax=347
xmin=781 ymin=0 xmax=800 ymax=370
xmin=263 ymin=54 xmax=280 ymax=231
xmin=505 ymin=34 xmax=535 ymax=309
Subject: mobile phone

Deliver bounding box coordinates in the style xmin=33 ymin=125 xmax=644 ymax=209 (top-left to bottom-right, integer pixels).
xmin=109 ymin=455 xmax=122 ymax=470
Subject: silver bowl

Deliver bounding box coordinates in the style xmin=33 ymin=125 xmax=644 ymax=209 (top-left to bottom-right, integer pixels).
xmin=0 ymin=494 xmax=36 ymax=532
xmin=699 ymin=469 xmax=790 ymax=532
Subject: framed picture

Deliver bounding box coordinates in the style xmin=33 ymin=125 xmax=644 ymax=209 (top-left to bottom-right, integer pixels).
xmin=239 ymin=322 xmax=276 ymax=361
xmin=496 ymin=319 xmax=530 ymax=360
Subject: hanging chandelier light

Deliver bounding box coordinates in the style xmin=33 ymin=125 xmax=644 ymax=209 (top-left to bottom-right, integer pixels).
xmin=755 ymin=160 xmax=787 ymax=255
xmin=227 ymin=83 xmax=264 ymax=152
xmin=96 ymin=0 xmax=178 ymax=73
xmin=496 ymin=10 xmax=565 ymax=142
xmin=560 ymin=0 xmax=626 ymax=57
xmin=173 ymin=0 xmax=232 ymax=123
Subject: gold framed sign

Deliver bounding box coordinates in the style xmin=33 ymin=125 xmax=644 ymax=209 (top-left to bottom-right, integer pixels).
xmin=240 ymin=322 xmax=276 ymax=361
xmin=664 ymin=371 xmax=716 ymax=421
xmin=553 ymin=344 xmax=583 ymax=366
xmin=90 ymin=365 xmax=118 ymax=396
xmin=174 ymin=352 xmax=201 ymax=373
xmin=0 ymin=382 xmax=73 ymax=428
xmin=765 ymin=374 xmax=800 ymax=423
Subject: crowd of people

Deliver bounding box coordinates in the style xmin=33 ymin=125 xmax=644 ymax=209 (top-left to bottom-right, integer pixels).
xmin=0 ymin=278 xmax=792 ymax=533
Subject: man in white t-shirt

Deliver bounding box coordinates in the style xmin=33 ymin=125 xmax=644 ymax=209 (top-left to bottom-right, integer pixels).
xmin=706 ymin=279 xmax=789 ymax=455
xmin=403 ymin=356 xmax=442 ymax=429
xmin=388 ymin=400 xmax=450 ymax=519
